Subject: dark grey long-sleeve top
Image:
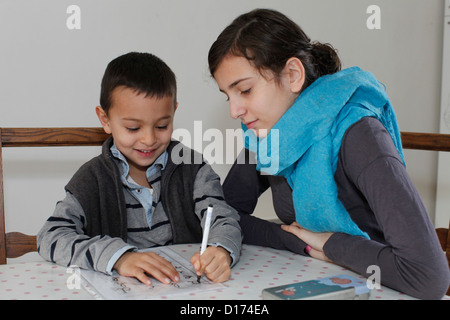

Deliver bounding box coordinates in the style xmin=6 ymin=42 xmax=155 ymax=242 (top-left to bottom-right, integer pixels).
xmin=223 ymin=117 xmax=450 ymax=300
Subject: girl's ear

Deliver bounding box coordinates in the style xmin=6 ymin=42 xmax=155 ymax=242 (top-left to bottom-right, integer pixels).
xmin=95 ymin=106 xmax=112 ymax=134
xmin=284 ymin=57 xmax=305 ymax=93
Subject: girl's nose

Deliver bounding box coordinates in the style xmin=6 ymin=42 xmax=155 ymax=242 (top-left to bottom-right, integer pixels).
xmin=229 ymin=99 xmax=246 ymax=120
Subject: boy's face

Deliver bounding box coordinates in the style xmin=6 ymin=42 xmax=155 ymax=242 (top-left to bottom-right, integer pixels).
xmin=96 ymin=86 xmax=176 ymax=180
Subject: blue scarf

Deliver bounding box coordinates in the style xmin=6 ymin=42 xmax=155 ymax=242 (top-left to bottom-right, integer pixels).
xmin=243 ymin=67 xmax=405 ymax=238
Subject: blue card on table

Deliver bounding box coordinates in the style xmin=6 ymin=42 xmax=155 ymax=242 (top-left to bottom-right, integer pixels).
xmin=262 ymin=274 xmax=370 ymax=300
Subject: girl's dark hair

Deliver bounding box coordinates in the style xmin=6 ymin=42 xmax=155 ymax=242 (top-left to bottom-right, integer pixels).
xmin=208 ymin=8 xmax=341 ymax=90
xmin=100 ymin=52 xmax=177 ymax=114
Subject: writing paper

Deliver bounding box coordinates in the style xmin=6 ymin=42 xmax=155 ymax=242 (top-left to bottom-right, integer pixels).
xmin=79 ymin=247 xmax=226 ymax=300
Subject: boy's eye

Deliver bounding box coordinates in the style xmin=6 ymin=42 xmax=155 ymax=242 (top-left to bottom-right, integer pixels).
xmin=157 ymin=125 xmax=168 ymax=130
xmin=126 ymin=127 xmax=139 ymax=132
xmin=241 ymin=88 xmax=251 ymax=95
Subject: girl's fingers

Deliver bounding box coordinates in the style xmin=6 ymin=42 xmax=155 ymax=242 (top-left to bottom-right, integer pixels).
xmin=281 ymin=224 xmax=334 ymax=258
xmin=281 ymin=223 xmax=307 ymax=240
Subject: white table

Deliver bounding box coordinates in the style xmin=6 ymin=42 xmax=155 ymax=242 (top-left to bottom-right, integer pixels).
xmin=1 ymin=244 xmax=447 ymax=300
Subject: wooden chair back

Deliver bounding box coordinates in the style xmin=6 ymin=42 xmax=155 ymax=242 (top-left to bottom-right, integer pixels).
xmin=0 ymin=127 xmax=110 ymax=264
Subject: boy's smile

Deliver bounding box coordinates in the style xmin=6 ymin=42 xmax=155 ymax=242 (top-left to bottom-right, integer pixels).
xmin=96 ymin=86 xmax=176 ymax=186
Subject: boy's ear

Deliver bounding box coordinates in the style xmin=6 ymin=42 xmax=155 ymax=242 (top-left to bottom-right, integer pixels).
xmin=284 ymin=57 xmax=305 ymax=93
xmin=95 ymin=106 xmax=112 ymax=134
xmin=175 ymin=102 xmax=179 ymax=112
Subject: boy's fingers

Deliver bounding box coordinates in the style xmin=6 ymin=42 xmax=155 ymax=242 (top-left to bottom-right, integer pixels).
xmin=140 ymin=253 xmax=180 ymax=283
xmin=190 ymin=252 xmax=201 ymax=271
xmin=209 ymin=266 xmax=231 ymax=283
xmin=143 ymin=267 xmax=172 ymax=285
xmin=198 ymin=250 xmax=215 ymax=274
xmin=198 ymin=247 xmax=232 ymax=283
xmin=134 ymin=269 xmax=153 ymax=286
xmin=203 ymin=257 xmax=228 ymax=282
xmin=191 ymin=250 xmax=217 ymax=276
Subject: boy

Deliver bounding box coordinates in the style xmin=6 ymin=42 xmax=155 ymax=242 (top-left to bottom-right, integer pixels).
xmin=37 ymin=52 xmax=242 ymax=284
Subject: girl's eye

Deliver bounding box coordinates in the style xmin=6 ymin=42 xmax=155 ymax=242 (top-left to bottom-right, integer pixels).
xmin=241 ymin=88 xmax=251 ymax=95
xmin=157 ymin=126 xmax=168 ymax=130
xmin=126 ymin=127 xmax=139 ymax=132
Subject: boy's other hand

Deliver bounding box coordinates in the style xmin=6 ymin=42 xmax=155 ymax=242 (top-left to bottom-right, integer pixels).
xmin=190 ymin=246 xmax=232 ymax=283
xmin=113 ymin=251 xmax=180 ymax=286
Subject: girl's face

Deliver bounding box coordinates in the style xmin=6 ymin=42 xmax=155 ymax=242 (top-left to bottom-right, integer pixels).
xmin=213 ymin=54 xmax=301 ymax=137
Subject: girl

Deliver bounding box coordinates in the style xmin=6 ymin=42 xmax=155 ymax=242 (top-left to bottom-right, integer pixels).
xmin=208 ymin=8 xmax=450 ymax=299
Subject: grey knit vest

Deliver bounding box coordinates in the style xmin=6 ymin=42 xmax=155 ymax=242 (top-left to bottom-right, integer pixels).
xmin=65 ymin=137 xmax=203 ymax=244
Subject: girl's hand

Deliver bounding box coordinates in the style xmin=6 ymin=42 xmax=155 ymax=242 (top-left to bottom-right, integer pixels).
xmin=191 ymin=246 xmax=232 ymax=283
xmin=281 ymin=221 xmax=333 ymax=262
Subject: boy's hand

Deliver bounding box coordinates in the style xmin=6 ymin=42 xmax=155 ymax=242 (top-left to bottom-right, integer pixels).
xmin=190 ymin=246 xmax=232 ymax=283
xmin=113 ymin=251 xmax=180 ymax=286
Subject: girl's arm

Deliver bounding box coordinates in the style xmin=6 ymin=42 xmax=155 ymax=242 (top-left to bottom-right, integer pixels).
xmin=223 ymin=149 xmax=309 ymax=254
xmin=324 ymin=117 xmax=450 ymax=299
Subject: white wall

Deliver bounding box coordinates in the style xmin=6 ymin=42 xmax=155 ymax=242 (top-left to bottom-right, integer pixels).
xmin=436 ymin=0 xmax=450 ymax=228
xmin=0 ymin=0 xmax=445 ymax=261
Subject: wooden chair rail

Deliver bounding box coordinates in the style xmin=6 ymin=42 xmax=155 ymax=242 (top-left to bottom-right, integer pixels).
xmin=0 ymin=127 xmax=110 ymax=147
xmin=401 ymin=132 xmax=450 ymax=152
xmin=5 ymin=232 xmax=37 ymax=259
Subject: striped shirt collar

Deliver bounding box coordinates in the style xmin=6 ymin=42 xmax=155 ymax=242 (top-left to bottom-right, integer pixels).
xmin=110 ymin=142 xmax=168 ymax=187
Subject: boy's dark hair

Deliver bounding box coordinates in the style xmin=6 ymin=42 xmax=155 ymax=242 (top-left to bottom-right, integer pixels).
xmin=100 ymin=52 xmax=177 ymax=114
xmin=208 ymin=8 xmax=341 ymax=90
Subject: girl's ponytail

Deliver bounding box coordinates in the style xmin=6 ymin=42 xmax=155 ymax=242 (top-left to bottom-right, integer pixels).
xmin=310 ymin=41 xmax=342 ymax=79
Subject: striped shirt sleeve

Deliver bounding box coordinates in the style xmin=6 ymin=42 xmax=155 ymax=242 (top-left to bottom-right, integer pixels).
xmin=37 ymin=192 xmax=135 ymax=273
xmin=192 ymin=162 xmax=242 ymax=265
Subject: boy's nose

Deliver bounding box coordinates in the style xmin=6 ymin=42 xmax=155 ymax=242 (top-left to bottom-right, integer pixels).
xmin=140 ymin=129 xmax=156 ymax=146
